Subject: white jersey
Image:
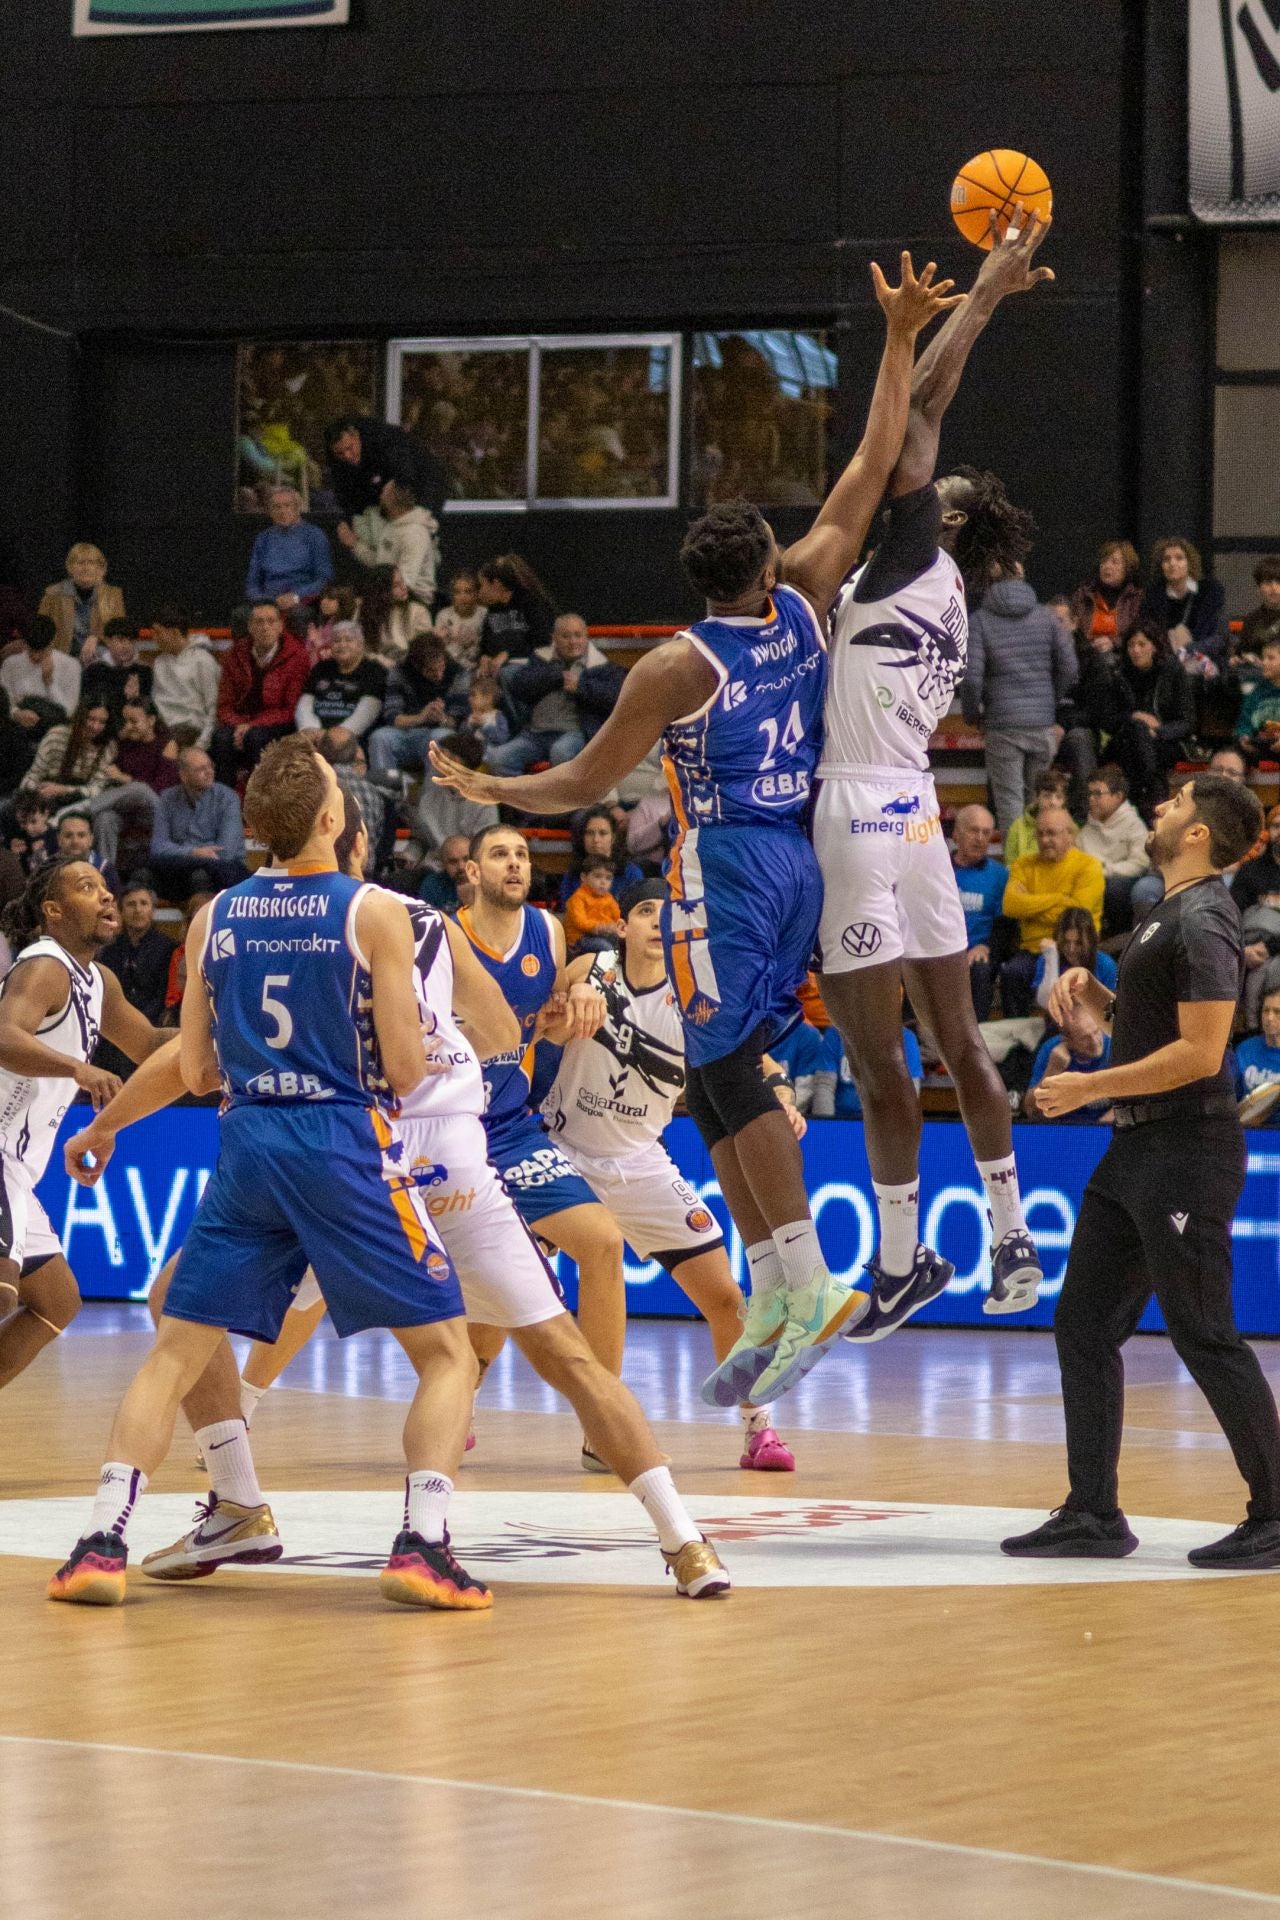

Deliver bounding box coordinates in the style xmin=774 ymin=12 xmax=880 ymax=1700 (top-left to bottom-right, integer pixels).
xmin=822 ymin=547 xmax=968 ymax=778
xmin=0 ymin=938 xmax=104 ymax=1181
xmin=394 ymin=895 xmax=485 ymax=1122
xmin=543 ymin=950 xmax=685 ymax=1159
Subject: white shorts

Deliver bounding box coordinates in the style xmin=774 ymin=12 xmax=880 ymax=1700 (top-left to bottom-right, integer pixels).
xmin=0 ymin=1156 xmax=63 ymax=1273
xmin=291 ymin=1114 xmax=563 ymax=1331
xmin=560 ymin=1138 xmax=725 ymax=1269
xmin=814 ymin=771 xmax=966 ymax=974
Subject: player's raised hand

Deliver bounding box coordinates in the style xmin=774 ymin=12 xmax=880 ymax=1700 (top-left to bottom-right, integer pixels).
xmin=429 ymin=739 xmax=499 ymax=805
xmin=976 ymin=209 xmax=1055 ymax=297
xmin=64 ymin=1122 xmax=115 ymax=1187
xmin=871 ymin=253 xmax=966 ymax=340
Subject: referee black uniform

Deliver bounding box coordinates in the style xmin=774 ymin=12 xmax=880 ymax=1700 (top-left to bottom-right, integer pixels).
xmin=1005 ymin=835 xmax=1280 ymax=1566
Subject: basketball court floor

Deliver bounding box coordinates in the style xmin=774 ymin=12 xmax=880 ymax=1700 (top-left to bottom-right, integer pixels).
xmin=3 ymin=1310 xmax=1279 ymax=1918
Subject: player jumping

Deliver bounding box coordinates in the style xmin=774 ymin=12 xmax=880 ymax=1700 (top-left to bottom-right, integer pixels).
xmin=432 ymin=254 xmax=960 ymax=1408
xmin=816 ymin=212 xmax=1055 ymax=1335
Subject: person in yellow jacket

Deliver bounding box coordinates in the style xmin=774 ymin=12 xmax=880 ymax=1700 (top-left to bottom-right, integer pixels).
xmin=1000 ymin=805 xmax=1105 ymax=1015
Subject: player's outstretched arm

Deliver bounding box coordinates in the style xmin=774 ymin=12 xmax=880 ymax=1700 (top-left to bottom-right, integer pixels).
xmin=64 ymin=1035 xmax=188 ymax=1187
xmin=0 ymin=955 xmax=121 ymax=1108
xmin=890 ymin=212 xmax=1053 ymax=497
xmin=429 ymin=639 xmax=717 ymax=816
xmin=360 ymin=888 xmax=433 ymax=1097
xmin=442 ymin=918 xmax=520 ymax=1060
xmin=782 ymin=253 xmax=963 ymax=621
xmin=178 ymin=905 xmax=221 ymax=1097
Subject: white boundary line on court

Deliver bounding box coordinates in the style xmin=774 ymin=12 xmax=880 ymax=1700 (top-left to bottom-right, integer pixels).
xmin=1 ymin=1732 xmax=1276 ymax=1907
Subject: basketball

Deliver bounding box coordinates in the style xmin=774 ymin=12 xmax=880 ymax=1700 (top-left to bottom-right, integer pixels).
xmin=950 ymin=149 xmax=1053 ymax=249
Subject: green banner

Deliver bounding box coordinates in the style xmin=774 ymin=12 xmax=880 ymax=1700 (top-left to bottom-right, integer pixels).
xmin=74 ymin=0 xmax=347 ymax=32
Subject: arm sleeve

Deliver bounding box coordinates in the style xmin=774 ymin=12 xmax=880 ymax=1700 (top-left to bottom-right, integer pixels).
xmin=216 ymin=653 xmax=243 ymax=725
xmin=852 ymin=486 xmax=943 ymax=602
xmin=1069 ymin=855 xmax=1105 ymax=926
xmin=1051 ymin=617 xmax=1078 ymax=704
xmin=295 ymin=692 xmax=318 ymax=730
xmin=293 ymin=525 xmax=333 ymax=601
xmin=382 ymin=669 xmax=410 ymax=725
xmin=1175 ymin=896 xmax=1244 ymax=1002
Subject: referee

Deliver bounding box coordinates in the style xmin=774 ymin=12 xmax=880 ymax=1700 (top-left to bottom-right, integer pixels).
xmin=1003 ymin=774 xmax=1280 ymax=1570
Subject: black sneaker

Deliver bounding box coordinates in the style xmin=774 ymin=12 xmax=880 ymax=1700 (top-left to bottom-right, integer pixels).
xmin=1001 ymin=1506 xmax=1138 ymax=1558
xmin=843 ymin=1245 xmax=954 ymax=1346
xmin=1187 ymin=1518 xmax=1280 ymax=1569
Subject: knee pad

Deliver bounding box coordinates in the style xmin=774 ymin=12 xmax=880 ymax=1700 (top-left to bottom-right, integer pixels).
xmin=697 ymin=1027 xmax=781 ymax=1140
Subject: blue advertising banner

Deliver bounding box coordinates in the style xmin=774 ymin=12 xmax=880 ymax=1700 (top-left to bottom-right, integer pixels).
xmin=41 ymin=1110 xmax=1280 ymax=1336
xmin=74 ymin=0 xmax=348 ymax=34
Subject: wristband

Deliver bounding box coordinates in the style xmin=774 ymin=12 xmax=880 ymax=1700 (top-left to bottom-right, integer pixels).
xmin=764 ymin=1070 xmax=793 ymax=1093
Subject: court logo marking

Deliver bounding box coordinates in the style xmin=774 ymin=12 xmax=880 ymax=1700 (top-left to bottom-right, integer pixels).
xmin=0 ymin=1494 xmax=1236 ymax=1589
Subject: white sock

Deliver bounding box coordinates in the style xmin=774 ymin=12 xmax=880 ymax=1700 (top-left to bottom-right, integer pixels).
xmin=872 ymin=1179 xmax=919 ymax=1277
xmin=773 ymin=1219 xmax=825 ymax=1292
xmin=89 ymin=1462 xmax=147 ymax=1542
xmin=196 ymin=1421 xmax=264 ymax=1509
xmin=745 ymin=1239 xmax=784 ymax=1298
xmin=977 ymin=1155 xmax=1027 ymax=1243
xmin=239 ymin=1380 xmax=268 ymax=1427
xmin=629 ymin=1465 xmax=700 ymax=1553
xmin=404 ymin=1471 xmax=453 ymax=1545
xmin=741 ymin=1403 xmax=774 ymax=1433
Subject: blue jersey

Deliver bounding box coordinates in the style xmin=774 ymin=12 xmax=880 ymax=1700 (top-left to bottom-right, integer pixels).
xmin=202 ymin=868 xmax=381 ymax=1109
xmin=661 ymin=584 xmax=827 ymax=834
xmin=455 ymin=904 xmax=559 ymax=1132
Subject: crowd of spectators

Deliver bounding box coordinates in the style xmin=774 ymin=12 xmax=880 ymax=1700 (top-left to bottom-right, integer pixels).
xmin=16 ymin=493 xmax=1280 ymax=1127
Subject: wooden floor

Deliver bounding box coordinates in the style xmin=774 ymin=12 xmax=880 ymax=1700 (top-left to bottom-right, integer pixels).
xmin=4 ymin=1312 xmax=1280 ymax=1919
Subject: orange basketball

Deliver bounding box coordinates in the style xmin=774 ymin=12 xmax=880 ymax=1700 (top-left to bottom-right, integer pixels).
xmin=950 ymin=149 xmax=1053 ymax=250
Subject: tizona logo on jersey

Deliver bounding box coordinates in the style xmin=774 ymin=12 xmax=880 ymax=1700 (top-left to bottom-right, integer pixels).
xmin=685 ymin=1207 xmax=715 ymax=1233
xmin=521 ymin=955 xmax=541 ymax=977
xmin=425 ymin=1250 xmax=452 ymax=1284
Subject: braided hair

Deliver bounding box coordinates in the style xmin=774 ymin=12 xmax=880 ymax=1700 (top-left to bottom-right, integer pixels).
xmin=0 ymin=855 xmax=83 ymax=955
xmin=945 ymin=467 xmax=1037 ymax=604
xmin=679 ymin=498 xmax=772 ymax=603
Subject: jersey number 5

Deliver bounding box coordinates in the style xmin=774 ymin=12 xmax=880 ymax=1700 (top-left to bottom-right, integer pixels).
xmin=261 ymin=974 xmax=293 ymax=1051
xmin=757 ymin=701 xmax=804 ymax=770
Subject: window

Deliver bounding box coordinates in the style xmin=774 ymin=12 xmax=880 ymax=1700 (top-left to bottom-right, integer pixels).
xmin=234 ymin=341 xmax=377 ymax=514
xmin=388 ymin=339 xmax=531 ymax=509
xmin=690 ymin=330 xmax=836 ymax=507
xmin=1212 ymin=236 xmax=1280 ymax=612
xmin=386 ymin=334 xmax=680 ymax=510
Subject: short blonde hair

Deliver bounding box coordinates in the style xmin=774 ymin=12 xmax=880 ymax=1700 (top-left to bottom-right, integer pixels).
xmin=65 ymin=543 xmax=106 ymax=571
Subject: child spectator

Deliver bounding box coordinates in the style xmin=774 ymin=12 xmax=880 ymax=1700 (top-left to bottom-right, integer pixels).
xmin=435 ymin=569 xmax=487 ymax=671
xmin=81 ymin=619 xmax=153 ymax=723
xmin=305 ymin=583 xmax=358 ymax=667
xmin=557 ymin=808 xmax=643 ymax=910
xmin=359 ymin=566 xmax=431 ymax=665
xmin=10 ymin=793 xmax=57 ymax=874
xmin=460 ymin=679 xmax=511 ymax=758
xmin=563 ymin=855 xmax=621 ymax=954
xmin=1236 ymin=639 xmax=1280 ymax=762
xmin=89 ymin=698 xmax=179 ymax=875
xmin=1236 ymin=558 xmax=1280 ymax=661
xmin=1002 ymin=768 xmax=1073 ymax=864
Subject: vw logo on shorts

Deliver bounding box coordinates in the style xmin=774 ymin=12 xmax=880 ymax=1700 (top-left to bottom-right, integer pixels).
xmin=841 ymin=922 xmax=882 ymax=958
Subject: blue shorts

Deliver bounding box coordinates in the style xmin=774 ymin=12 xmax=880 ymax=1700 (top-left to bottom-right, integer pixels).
xmin=663 ymin=824 xmax=822 ymax=1067
xmin=483 ymin=1108 xmax=599 ymax=1226
xmin=165 ymin=1103 xmax=464 ymax=1344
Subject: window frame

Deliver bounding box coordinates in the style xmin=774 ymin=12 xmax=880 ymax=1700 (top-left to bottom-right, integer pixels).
xmin=385 ymin=331 xmax=682 ymax=513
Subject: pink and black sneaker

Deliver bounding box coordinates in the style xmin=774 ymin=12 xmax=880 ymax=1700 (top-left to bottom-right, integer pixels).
xmin=740 ymin=1426 xmax=796 ymax=1472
